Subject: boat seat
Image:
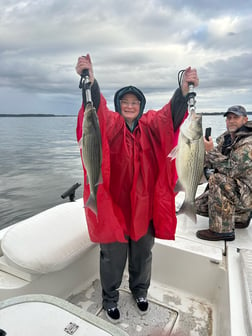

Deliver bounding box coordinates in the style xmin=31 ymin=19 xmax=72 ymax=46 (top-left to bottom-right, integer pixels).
xmin=1 ymin=199 xmax=94 ymax=274
xmin=240 ymin=249 xmax=252 ymax=335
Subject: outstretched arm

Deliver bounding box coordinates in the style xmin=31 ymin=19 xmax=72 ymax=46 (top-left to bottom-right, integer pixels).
xmin=75 ymin=54 xmax=100 ymax=110
xmin=171 ymin=67 xmax=199 ymax=131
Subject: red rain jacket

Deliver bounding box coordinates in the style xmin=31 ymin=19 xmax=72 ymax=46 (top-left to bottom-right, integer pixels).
xmin=77 ymin=94 xmax=180 ymax=243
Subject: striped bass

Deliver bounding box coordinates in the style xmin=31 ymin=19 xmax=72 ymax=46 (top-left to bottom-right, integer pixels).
xmin=82 ymin=103 xmax=102 ymax=215
xmin=169 ymin=111 xmax=205 ymax=223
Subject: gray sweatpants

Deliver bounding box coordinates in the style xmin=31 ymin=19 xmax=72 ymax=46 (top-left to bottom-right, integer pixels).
xmin=100 ymin=225 xmax=154 ymax=310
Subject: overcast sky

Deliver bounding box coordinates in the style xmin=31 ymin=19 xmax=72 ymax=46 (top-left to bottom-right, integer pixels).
xmin=1 ymin=0 xmax=252 ymax=115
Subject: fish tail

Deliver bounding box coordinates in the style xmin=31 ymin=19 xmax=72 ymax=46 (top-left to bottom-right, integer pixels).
xmin=178 ymin=201 xmax=197 ymax=223
xmin=85 ymin=195 xmax=97 ymax=216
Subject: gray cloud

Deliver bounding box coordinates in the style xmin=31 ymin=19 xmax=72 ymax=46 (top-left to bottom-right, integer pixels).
xmin=0 ymin=0 xmax=252 ymax=114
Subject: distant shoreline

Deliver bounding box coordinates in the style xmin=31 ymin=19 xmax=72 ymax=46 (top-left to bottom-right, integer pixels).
xmin=0 ymin=114 xmax=75 ymax=117
xmin=202 ymin=112 xmax=252 ymax=115
xmin=0 ymin=112 xmax=251 ymax=117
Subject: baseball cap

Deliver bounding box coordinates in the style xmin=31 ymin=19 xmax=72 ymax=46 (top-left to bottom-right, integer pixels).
xmin=224 ymin=105 xmax=247 ymax=117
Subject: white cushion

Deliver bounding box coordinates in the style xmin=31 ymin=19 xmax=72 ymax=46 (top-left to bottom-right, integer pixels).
xmin=1 ymin=199 xmax=93 ymax=274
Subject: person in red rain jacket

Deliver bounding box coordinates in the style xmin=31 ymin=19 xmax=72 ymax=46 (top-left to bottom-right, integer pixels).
xmin=75 ymin=54 xmax=199 ymax=323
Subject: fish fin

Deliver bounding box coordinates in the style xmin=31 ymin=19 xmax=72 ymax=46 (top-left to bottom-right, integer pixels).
xmin=177 ymin=201 xmax=197 ymax=223
xmin=95 ymin=171 xmax=103 ymax=186
xmin=174 ymin=180 xmax=184 ymax=193
xmin=168 ymin=146 xmax=178 ymax=160
xmin=85 ymin=195 xmax=97 ymax=216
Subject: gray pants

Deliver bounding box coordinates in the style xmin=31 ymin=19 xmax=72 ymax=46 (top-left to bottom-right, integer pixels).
xmin=100 ymin=225 xmax=154 ymax=310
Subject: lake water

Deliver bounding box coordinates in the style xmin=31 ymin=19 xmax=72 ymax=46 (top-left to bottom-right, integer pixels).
xmin=0 ymin=116 xmax=83 ymax=229
xmin=0 ymin=114 xmax=227 ymax=230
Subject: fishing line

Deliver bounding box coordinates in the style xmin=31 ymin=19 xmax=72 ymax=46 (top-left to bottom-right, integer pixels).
xmin=177 ymin=69 xmax=186 ymax=89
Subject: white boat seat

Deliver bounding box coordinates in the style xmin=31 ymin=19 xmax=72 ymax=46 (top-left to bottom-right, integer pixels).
xmin=240 ymin=249 xmax=252 ymax=335
xmin=1 ymin=199 xmax=94 ymax=274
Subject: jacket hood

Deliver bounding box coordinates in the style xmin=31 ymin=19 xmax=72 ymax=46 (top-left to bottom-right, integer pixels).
xmin=114 ymin=86 xmax=146 ymax=120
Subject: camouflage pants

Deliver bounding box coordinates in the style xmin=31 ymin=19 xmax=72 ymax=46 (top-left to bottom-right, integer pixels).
xmin=195 ymin=173 xmax=251 ymax=233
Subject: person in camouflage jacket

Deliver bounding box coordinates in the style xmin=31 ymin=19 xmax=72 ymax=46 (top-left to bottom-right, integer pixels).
xmin=195 ymin=105 xmax=252 ymax=241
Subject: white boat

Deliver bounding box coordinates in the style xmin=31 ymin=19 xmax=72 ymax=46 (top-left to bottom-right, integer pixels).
xmin=0 ymin=185 xmax=251 ymax=336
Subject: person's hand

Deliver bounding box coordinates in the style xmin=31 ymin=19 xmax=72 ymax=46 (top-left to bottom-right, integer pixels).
xmin=204 ymin=136 xmax=214 ymax=152
xmin=75 ymin=54 xmax=94 ymax=85
xmin=181 ymin=67 xmax=199 ymax=96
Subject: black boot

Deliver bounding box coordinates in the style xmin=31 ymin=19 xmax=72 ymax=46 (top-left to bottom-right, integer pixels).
xmin=196 ymin=229 xmax=235 ymax=241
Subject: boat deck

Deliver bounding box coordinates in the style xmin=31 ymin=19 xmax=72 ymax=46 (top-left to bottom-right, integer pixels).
xmin=66 ymin=188 xmax=252 ymax=336
xmin=0 ymin=187 xmax=251 ymax=335
xmin=68 ymin=275 xmax=213 ymax=336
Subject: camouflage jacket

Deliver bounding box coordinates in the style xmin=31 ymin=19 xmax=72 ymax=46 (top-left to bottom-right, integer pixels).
xmin=205 ymin=120 xmax=252 ymax=209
